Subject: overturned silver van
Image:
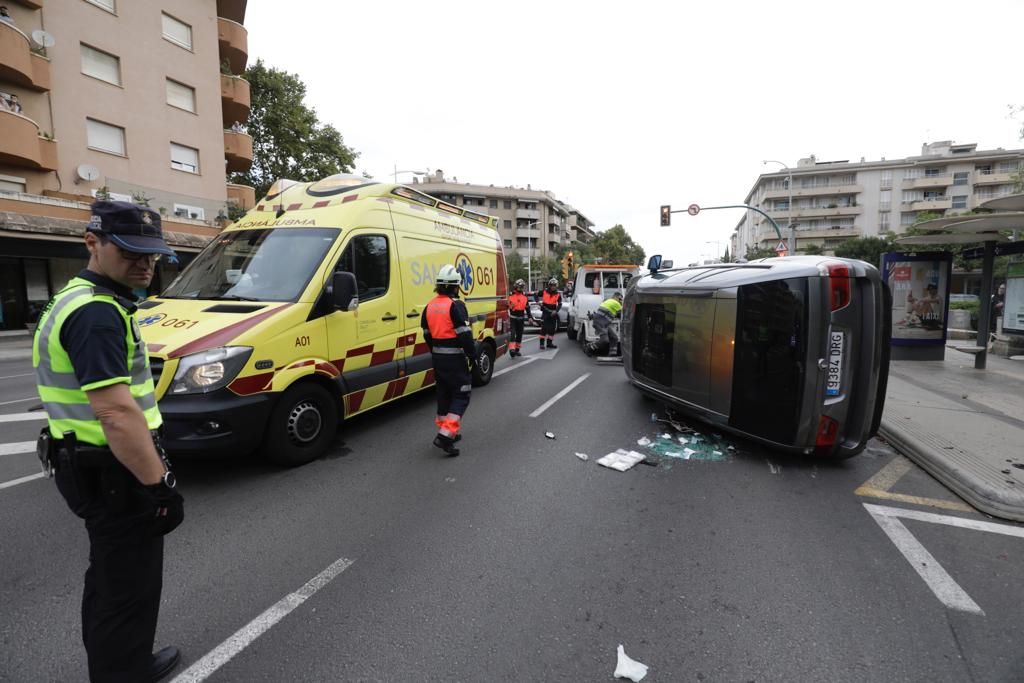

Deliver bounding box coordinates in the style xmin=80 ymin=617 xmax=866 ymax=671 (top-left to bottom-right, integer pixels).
xmin=622 ymin=256 xmax=891 ymax=458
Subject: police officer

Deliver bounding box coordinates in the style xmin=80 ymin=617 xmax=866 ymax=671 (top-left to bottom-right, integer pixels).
xmin=507 ymin=278 xmax=529 ymax=357
xmin=421 ymin=264 xmax=478 ymax=456
xmin=537 ymin=277 xmax=562 ymax=349
xmin=586 ymin=292 xmax=623 ymax=357
xmin=33 ymin=201 xmax=184 ymax=682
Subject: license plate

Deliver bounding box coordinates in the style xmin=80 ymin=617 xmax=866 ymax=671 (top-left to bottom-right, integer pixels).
xmin=826 ymin=330 xmax=844 ymax=396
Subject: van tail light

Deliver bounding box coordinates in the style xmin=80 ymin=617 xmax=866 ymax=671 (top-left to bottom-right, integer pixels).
xmin=823 ymin=262 xmax=851 ymax=311
xmin=814 ymin=415 xmax=840 ymax=455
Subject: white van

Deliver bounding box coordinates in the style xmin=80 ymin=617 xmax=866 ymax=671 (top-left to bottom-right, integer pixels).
xmin=566 ymin=264 xmax=640 ymax=343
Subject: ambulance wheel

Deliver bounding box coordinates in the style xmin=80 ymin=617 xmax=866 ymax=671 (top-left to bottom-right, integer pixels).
xmin=262 ymin=383 xmax=337 ymax=467
xmin=471 ymin=344 xmax=495 ymax=387
xmin=566 ymin=317 xmax=578 ymax=340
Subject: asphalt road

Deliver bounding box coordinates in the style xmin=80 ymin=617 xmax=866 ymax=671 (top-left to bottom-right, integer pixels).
xmin=1 ymin=335 xmax=1023 ymax=682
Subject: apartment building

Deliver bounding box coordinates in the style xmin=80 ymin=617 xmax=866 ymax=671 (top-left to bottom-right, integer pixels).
xmin=412 ymin=170 xmax=595 ymax=279
xmin=731 ymin=141 xmax=1024 ymax=259
xmin=0 ymin=0 xmax=254 ymax=331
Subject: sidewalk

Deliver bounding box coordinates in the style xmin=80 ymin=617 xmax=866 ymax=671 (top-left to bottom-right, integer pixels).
xmin=879 ymin=347 xmax=1024 ymax=522
xmin=0 ymin=332 xmax=32 ymax=361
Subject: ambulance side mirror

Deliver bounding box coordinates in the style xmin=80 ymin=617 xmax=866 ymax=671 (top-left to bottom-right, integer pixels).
xmin=331 ymin=271 xmax=358 ymax=311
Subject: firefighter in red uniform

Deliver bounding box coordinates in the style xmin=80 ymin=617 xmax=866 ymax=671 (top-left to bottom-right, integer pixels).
xmin=508 ymin=279 xmax=529 ymax=357
xmin=421 ymin=264 xmax=478 ymax=456
xmin=537 ymin=277 xmax=562 ymax=349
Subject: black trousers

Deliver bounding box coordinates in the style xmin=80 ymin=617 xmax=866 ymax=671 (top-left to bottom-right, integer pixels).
xmin=510 ymin=316 xmax=525 ymax=345
xmin=541 ymin=311 xmax=557 ymax=337
xmin=433 ymin=353 xmax=472 ymax=420
xmin=56 ymin=462 xmax=163 ymax=683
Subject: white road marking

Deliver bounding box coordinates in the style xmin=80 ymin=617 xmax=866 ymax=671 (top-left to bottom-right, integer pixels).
xmin=0 ymin=472 xmax=44 ymax=490
xmin=864 ymin=503 xmax=1024 ymax=615
xmin=493 ymin=356 xmax=538 ymax=378
xmin=0 ymin=372 xmax=35 ymax=380
xmin=171 ymin=556 xmax=354 ymax=683
xmin=0 ymin=396 xmax=37 ymax=406
xmin=767 ymin=460 xmax=781 ymax=475
xmin=0 ymin=412 xmax=47 ymax=423
xmin=529 ymin=373 xmax=591 ymax=418
xmin=0 ymin=441 xmax=35 ymax=456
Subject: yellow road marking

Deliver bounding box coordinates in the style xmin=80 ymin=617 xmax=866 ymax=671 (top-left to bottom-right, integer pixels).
xmin=855 ymin=456 xmax=974 ymax=513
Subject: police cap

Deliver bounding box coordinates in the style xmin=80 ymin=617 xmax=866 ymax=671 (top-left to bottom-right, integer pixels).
xmin=88 ymin=200 xmax=176 ymax=257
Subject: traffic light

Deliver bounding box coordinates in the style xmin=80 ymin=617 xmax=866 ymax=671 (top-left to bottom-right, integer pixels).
xmin=660 ymin=205 xmax=671 ymax=226
xmin=561 ymin=251 xmax=574 ymax=280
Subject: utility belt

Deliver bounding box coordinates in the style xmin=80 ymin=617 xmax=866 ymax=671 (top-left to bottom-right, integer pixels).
xmin=509 ymin=309 xmax=528 ymax=318
xmin=36 ymin=427 xmax=165 ymax=478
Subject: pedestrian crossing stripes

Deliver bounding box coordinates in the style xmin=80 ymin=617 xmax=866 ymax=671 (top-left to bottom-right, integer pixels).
xmin=0 ymin=441 xmax=35 ymax=456
xmin=0 ymin=412 xmax=47 ymax=423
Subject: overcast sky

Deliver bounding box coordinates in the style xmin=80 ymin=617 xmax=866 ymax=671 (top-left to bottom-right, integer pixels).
xmin=246 ymin=0 xmax=1024 ymax=265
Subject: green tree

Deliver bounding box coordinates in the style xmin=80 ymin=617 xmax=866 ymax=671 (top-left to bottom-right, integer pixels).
xmin=587 ymin=225 xmax=645 ymax=264
xmin=722 ymin=245 xmax=731 ymax=263
xmin=230 ymin=60 xmax=358 ymax=197
xmin=744 ymin=245 xmax=776 ymax=260
xmin=505 ymin=251 xmax=527 ymax=289
xmin=800 ymin=243 xmax=824 ymax=255
xmin=833 ymin=235 xmax=896 ymax=267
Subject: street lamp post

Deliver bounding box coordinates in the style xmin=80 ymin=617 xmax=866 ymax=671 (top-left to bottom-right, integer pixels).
xmin=522 ymin=220 xmax=540 ymax=291
xmin=763 ymin=160 xmax=795 ymax=254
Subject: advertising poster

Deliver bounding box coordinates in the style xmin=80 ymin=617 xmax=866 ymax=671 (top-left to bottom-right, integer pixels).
xmin=1004 ymin=262 xmax=1024 ymax=334
xmin=882 ymin=252 xmax=952 ymax=346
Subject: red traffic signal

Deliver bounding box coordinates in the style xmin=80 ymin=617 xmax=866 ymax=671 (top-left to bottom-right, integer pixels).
xmin=660 ymin=205 xmax=671 ymax=226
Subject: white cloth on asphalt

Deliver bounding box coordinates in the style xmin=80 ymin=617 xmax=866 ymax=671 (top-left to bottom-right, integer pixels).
xmin=614 ymin=644 xmax=648 ymax=681
xmin=597 ymin=449 xmax=646 ymax=472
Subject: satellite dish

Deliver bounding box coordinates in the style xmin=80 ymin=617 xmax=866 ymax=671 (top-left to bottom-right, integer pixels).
xmin=31 ymin=30 xmax=56 ymax=48
xmin=76 ymin=164 xmax=100 ymax=182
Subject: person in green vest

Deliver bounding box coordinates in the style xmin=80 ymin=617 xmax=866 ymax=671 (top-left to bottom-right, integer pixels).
xmin=585 ymin=291 xmax=623 ymax=357
xmin=33 ymin=200 xmax=183 ymax=683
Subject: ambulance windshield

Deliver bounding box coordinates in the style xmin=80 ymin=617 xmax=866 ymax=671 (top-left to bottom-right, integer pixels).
xmin=162 ymin=228 xmax=340 ymax=302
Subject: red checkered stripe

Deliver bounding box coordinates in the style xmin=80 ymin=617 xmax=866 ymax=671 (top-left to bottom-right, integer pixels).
xmin=341 ymin=331 xmax=437 ymax=417
xmin=254 ymin=194 xmax=359 ymax=212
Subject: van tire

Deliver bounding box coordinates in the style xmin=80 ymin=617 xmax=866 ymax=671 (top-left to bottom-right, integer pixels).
xmin=262 ymin=383 xmax=338 ymax=467
xmin=566 ymin=317 xmax=578 ymax=340
xmin=472 ymin=343 xmax=495 ymax=387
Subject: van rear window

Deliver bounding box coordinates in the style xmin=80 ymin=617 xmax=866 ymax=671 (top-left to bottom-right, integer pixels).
xmin=632 ymin=303 xmax=675 ymax=386
xmin=729 ymin=278 xmax=808 ymax=443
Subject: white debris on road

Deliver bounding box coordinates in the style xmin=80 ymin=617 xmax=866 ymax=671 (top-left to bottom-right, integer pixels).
xmin=614 ymin=644 xmax=649 ymax=682
xmin=597 ymin=449 xmax=646 ymax=472
xmin=574 ymin=452 xmax=589 ymax=461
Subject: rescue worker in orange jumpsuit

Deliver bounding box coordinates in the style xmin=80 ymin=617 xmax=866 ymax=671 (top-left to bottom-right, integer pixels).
xmin=536 ymin=277 xmax=562 ymax=349
xmin=421 ymin=264 xmax=477 ymax=456
xmin=508 ymin=278 xmax=529 ymax=357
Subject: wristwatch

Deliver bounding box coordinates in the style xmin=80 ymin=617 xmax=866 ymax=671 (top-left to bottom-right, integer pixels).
xmin=158 ymin=470 xmax=177 ymax=489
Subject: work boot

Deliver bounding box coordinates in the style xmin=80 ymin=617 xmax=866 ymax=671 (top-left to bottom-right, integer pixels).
xmin=547 ymin=340 xmax=557 ymax=349
xmin=433 ymin=434 xmax=460 ymax=456
xmin=149 ymin=646 xmax=181 ymax=682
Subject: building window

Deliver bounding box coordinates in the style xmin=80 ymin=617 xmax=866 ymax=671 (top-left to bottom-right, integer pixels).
xmin=924 ymin=167 xmax=943 ymax=178
xmin=86 ymin=118 xmax=126 ymax=156
xmin=161 ymin=13 xmax=193 ymax=50
xmin=503 ymin=239 xmax=512 ymax=249
xmin=900 ymin=212 xmax=917 ymax=226
xmin=170 ymin=142 xmax=199 ymax=173
xmin=166 ymin=79 xmax=196 ymax=113
xmin=953 ymin=172 xmax=968 ymax=186
xmin=80 ymin=44 xmax=121 ymax=86
xmin=84 ymin=0 xmax=115 ymax=11
xmin=489 ymin=199 xmax=497 ymax=209
xmin=503 ymin=200 xmax=512 ymax=209
xmin=878 ymin=212 xmax=890 ymax=230
xmin=173 ymin=203 xmax=205 ymax=220
xmin=880 ymin=170 xmax=892 ymax=189
xmin=951 ymin=195 xmax=968 ymax=210
xmin=923 ymin=191 xmax=946 ymax=201
xmin=0 ymin=174 xmax=27 ymax=193
xmin=503 ymin=220 xmax=511 ymax=230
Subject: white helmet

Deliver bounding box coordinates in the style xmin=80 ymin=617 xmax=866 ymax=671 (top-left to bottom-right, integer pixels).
xmin=435 ymin=264 xmax=462 ymax=286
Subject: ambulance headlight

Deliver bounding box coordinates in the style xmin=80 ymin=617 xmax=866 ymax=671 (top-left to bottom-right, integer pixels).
xmin=169 ymin=346 xmax=253 ymax=395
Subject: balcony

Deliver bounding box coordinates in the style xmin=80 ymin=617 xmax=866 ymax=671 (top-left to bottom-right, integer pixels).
xmin=0 ymin=110 xmax=57 ymax=170
xmin=226 ymin=182 xmax=255 ymax=210
xmin=910 ymin=199 xmax=952 ymax=212
xmin=769 ymin=205 xmax=862 ymax=219
xmin=223 ymin=130 xmax=252 ymax=172
xmin=217 ymin=17 xmax=248 ymax=74
xmin=515 ymin=208 xmax=540 ymax=221
xmin=905 ymin=175 xmax=952 ymax=189
xmin=794 ymin=227 xmax=862 ymax=239
xmin=216 ymin=0 xmax=247 ymax=24
xmin=515 ymin=226 xmax=540 ymax=238
xmin=220 ymin=74 xmax=251 ymax=126
xmin=763 ymin=183 xmax=862 ymax=200
xmin=972 ymin=170 xmax=1015 ymax=186
xmin=0 ymin=22 xmax=51 ymax=91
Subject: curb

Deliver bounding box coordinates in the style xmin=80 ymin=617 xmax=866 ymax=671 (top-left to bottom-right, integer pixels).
xmin=879 ymin=417 xmax=1024 ymax=523
xmin=0 ymin=347 xmax=32 ymax=361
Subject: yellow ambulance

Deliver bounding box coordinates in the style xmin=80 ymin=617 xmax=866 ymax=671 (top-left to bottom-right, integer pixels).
xmin=136 ymin=175 xmax=510 ymax=465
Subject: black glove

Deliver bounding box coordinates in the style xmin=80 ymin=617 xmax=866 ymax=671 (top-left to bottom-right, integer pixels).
xmin=145 ymin=481 xmax=184 ymax=537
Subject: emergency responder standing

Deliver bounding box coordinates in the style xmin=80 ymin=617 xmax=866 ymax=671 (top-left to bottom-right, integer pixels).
xmin=586 ymin=292 xmax=623 ymax=357
xmin=33 ymin=201 xmax=184 ymax=682
xmin=508 ymin=278 xmax=529 ymax=357
xmin=422 ymin=264 xmax=478 ymax=456
xmin=537 ymin=277 xmax=562 ymax=349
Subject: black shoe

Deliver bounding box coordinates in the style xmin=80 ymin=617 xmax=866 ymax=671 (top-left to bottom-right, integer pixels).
xmin=149 ymin=646 xmax=180 ymax=682
xmin=433 ymin=434 xmax=460 ymax=456
xmin=547 ymin=342 xmax=557 ymax=349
